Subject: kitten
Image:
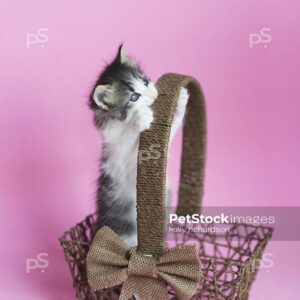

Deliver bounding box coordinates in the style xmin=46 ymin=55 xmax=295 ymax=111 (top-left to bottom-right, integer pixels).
xmin=89 ymin=45 xmax=188 ymax=246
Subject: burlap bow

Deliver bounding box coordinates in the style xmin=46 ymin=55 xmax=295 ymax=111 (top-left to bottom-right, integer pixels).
xmin=86 ymin=226 xmax=201 ymax=300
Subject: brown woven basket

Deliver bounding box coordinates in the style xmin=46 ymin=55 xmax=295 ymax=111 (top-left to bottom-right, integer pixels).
xmin=59 ymin=73 xmax=273 ymax=300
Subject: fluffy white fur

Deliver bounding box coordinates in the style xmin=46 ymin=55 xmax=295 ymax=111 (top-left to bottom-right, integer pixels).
xmin=100 ymin=86 xmax=189 ymax=246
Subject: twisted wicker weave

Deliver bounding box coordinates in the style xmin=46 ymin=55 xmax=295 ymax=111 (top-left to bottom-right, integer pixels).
xmin=59 ymin=73 xmax=273 ymax=299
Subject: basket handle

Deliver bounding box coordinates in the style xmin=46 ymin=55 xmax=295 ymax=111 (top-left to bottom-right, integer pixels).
xmin=136 ymin=73 xmax=206 ymax=255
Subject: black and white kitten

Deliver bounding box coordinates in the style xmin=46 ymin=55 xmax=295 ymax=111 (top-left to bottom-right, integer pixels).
xmin=89 ymin=45 xmax=188 ymax=246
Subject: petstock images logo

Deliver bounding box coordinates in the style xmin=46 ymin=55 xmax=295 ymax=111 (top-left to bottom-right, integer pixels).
xmin=166 ymin=206 xmax=300 ymax=241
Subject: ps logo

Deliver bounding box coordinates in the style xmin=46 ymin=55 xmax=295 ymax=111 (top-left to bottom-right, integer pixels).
xmin=250 ymin=252 xmax=274 ymax=273
xmin=138 ymin=144 xmax=161 ymax=164
xmin=26 ymin=253 xmax=49 ymax=274
xmin=26 ymin=28 xmax=49 ymax=48
xmin=249 ymin=28 xmax=272 ymax=48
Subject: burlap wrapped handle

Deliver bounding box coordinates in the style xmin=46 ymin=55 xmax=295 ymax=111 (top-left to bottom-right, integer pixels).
xmin=137 ymin=73 xmax=206 ymax=255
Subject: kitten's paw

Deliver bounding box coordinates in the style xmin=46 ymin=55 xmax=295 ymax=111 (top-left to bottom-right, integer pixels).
xmin=133 ymin=106 xmax=154 ymax=132
xmin=174 ymin=87 xmax=189 ymax=122
xmin=169 ymin=88 xmax=189 ymax=143
xmin=176 ymin=87 xmax=189 ymax=114
xmin=122 ymin=233 xmax=137 ymax=247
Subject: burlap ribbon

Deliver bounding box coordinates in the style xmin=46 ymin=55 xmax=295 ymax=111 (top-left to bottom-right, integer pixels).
xmin=87 ymin=226 xmax=201 ymax=300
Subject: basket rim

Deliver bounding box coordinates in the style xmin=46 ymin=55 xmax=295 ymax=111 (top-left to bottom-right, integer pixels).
xmin=59 ymin=214 xmax=273 ymax=268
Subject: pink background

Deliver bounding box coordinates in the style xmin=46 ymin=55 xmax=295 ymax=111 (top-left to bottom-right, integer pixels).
xmin=0 ymin=0 xmax=299 ymax=299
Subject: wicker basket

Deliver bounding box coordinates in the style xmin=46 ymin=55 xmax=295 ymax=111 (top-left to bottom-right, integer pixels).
xmin=59 ymin=74 xmax=273 ymax=299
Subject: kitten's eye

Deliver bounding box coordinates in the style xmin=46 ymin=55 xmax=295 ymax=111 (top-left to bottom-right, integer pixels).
xmin=130 ymin=92 xmax=140 ymax=102
xmin=143 ymin=78 xmax=149 ymax=87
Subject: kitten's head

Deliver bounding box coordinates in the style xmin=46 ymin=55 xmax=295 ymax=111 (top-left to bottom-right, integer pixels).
xmin=89 ymin=45 xmax=158 ymax=128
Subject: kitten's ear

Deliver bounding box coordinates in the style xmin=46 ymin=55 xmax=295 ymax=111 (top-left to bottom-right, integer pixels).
xmin=117 ymin=44 xmax=131 ymax=64
xmin=93 ymin=85 xmax=110 ymax=110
